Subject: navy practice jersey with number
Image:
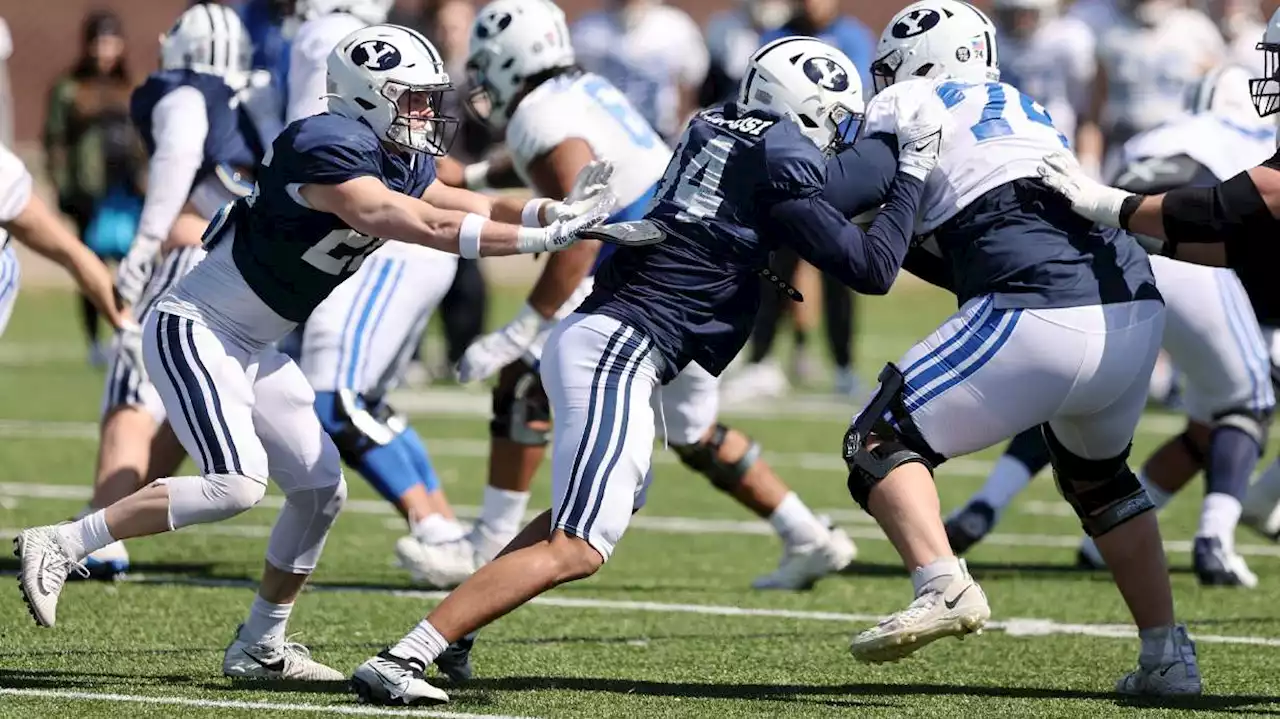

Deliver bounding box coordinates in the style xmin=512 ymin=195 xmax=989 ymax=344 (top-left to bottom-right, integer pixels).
xmin=212 ymin=113 xmax=436 ymax=322
xmin=580 ymin=102 xmax=922 ymax=381
xmin=131 ymin=70 xmax=257 ymax=180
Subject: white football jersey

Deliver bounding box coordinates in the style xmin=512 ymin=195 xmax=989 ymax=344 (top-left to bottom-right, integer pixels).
xmin=1096 ymin=9 xmax=1226 ymax=137
xmin=0 ymin=143 xmax=33 ymax=248
xmin=287 ymin=13 xmax=367 ymax=123
xmin=996 ymin=15 xmax=1096 ymax=144
xmin=1121 ymin=112 xmax=1275 ymax=182
xmin=864 ymin=78 xmax=1071 ymax=233
xmin=507 ymin=72 xmax=672 ymax=210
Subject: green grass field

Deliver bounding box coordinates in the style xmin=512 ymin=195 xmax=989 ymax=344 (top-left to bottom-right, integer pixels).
xmin=1 ymin=283 xmax=1279 ymax=718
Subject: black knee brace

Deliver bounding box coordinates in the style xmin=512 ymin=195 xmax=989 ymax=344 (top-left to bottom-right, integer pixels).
xmin=842 ymin=364 xmax=938 ymax=511
xmin=673 ymin=423 xmax=760 ymax=492
xmin=490 ymin=360 xmax=551 ymax=446
xmin=1043 ymin=424 xmax=1154 ymax=537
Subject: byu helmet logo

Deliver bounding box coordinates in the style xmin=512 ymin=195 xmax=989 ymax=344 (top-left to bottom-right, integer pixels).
xmin=475 ymin=11 xmax=514 ymax=39
xmin=351 ymin=40 xmax=401 ymax=71
xmin=891 ymin=8 xmax=942 ymax=38
xmin=803 ymin=57 xmax=850 ymax=92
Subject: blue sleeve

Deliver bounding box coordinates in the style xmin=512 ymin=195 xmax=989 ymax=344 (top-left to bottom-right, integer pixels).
xmin=285 ymin=117 xmax=382 ymax=185
xmin=822 ymin=132 xmax=898 ymax=218
xmin=765 ymin=174 xmax=925 ymax=295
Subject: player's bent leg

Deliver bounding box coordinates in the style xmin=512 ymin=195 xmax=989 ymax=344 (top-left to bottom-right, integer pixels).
xmin=946 ymin=426 xmax=1052 ymax=554
xmin=477 ymin=359 xmax=550 ymax=550
xmin=1194 ymin=408 xmax=1270 ymax=587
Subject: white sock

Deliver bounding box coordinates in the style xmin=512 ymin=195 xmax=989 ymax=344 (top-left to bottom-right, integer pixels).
xmin=479 ymin=486 xmax=530 ymax=537
xmin=241 ymin=595 xmax=294 ymax=647
xmin=768 ymin=492 xmax=827 ymax=549
xmin=412 ymin=514 xmax=466 ymax=544
xmin=1137 ymin=471 xmax=1174 ymax=510
xmin=911 ymin=556 xmax=963 ymax=596
xmin=973 ymin=455 xmax=1034 ymax=515
xmin=390 ymin=618 xmax=449 ymax=665
xmin=56 ymin=509 xmax=115 ymax=561
xmin=1197 ymin=492 xmax=1242 ymax=547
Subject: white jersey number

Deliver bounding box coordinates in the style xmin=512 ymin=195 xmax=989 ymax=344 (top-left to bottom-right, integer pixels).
xmin=663 ymin=136 xmax=733 ymax=222
xmin=302 ymin=231 xmax=382 ymax=275
xmin=937 ymin=81 xmax=1069 ymax=148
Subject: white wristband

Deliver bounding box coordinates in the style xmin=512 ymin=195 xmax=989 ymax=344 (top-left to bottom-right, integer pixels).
xmin=515 ymin=226 xmax=549 ymax=254
xmin=463 ymin=161 xmax=491 ymax=191
xmin=459 ymin=213 xmax=486 ymax=259
xmin=521 ymin=199 xmax=548 ymax=227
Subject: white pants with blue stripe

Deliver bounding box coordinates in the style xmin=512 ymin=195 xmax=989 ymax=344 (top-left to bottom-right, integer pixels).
xmin=101 ymin=245 xmax=206 ymax=421
xmin=1151 ymin=256 xmax=1275 ymax=423
xmin=0 ymin=242 xmax=19 ymax=338
xmin=543 ymin=313 xmax=663 ymax=561
xmin=301 ymin=242 xmax=458 ymax=395
xmin=143 ymin=309 xmax=343 ymax=491
xmin=863 ymin=295 xmax=1166 ymax=462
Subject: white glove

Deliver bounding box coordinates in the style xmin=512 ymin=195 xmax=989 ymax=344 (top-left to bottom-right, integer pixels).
xmin=455 ymin=304 xmax=550 ymax=384
xmin=516 ymin=192 xmax=616 ymax=254
xmin=894 ymin=92 xmax=947 ymax=181
xmin=544 ymin=160 xmax=616 ymax=223
xmin=115 ymin=238 xmax=157 ymax=308
xmin=1037 ymin=151 xmax=1130 ymax=228
xmin=112 ymin=320 xmax=147 ymax=382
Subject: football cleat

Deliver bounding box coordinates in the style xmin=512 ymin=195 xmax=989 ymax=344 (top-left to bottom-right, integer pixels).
xmin=81 ymin=540 xmax=130 ymax=580
xmin=434 ymin=631 xmax=476 ymax=684
xmin=944 ymin=501 xmax=996 ymax=555
xmin=850 ymin=559 xmax=989 ymax=663
xmin=1115 ymin=624 xmax=1202 ymax=696
xmin=1192 ymin=536 xmax=1258 ymax=588
xmin=351 ymin=650 xmax=449 ymax=706
xmin=395 ymin=535 xmax=483 ymax=589
xmin=752 ymin=527 xmax=856 ymax=590
xmin=222 ymin=627 xmax=345 ymax=681
xmin=14 ymin=525 xmax=87 ymax=627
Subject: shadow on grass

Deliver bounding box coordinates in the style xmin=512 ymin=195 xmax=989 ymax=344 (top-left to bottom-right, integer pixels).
xmin=837 ymin=559 xmax=1196 ymax=580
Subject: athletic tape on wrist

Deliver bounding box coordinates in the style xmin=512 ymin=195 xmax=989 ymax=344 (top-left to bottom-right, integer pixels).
xmin=459 ymin=213 xmax=486 ymax=259
xmin=522 ymin=199 xmax=547 ymax=228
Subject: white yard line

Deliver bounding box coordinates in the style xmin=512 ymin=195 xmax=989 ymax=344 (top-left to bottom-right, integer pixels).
xmin=0 ymin=688 xmax=535 ymax=719
xmin=6 ymin=481 xmax=1280 ymax=557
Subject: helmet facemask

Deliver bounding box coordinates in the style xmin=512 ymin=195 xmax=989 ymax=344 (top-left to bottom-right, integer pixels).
xmin=1251 ymin=42 xmax=1280 ymax=117
xmin=820 ymin=103 xmax=864 ymax=157
xmin=464 ymin=50 xmax=511 ymax=129
xmin=381 ymin=81 xmax=458 ymax=155
xmin=870 ymin=49 xmax=905 ymax=94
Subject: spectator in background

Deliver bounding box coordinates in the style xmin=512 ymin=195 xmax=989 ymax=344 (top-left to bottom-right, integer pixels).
xmin=572 ymin=0 xmax=709 ymax=142
xmin=229 ymin=0 xmax=296 ymax=100
xmin=44 ymin=11 xmax=142 ymax=367
xmin=701 ymin=0 xmax=790 ymax=105
xmin=723 ymin=0 xmax=874 ymax=401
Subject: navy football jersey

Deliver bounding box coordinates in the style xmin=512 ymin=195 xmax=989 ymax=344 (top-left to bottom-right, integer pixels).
xmin=218 ymin=113 xmax=436 ymax=323
xmin=580 ymin=102 xmax=918 ymax=381
xmin=131 ymin=70 xmax=257 ymax=179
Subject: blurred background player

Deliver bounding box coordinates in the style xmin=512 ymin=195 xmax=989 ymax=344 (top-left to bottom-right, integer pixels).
xmin=571 ymin=0 xmax=708 ymax=143
xmin=1077 ymin=0 xmax=1224 ymax=179
xmin=701 ymin=0 xmax=791 ymax=106
xmin=287 ymin=0 xmax=469 ymax=556
xmin=395 ymin=0 xmax=855 ymax=592
xmin=82 ymin=4 xmax=280 ymax=579
xmin=946 ymin=64 xmax=1277 ymax=588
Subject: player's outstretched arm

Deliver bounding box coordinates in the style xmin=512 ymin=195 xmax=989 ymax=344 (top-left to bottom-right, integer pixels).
xmin=422 ymin=158 xmax=615 ymax=228
xmin=4 ymin=193 xmax=130 ymax=330
xmin=301 ymin=176 xmax=611 ymax=258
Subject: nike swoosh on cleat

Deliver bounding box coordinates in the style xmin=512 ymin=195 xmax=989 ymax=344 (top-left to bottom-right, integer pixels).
xmin=944 ymin=584 xmax=973 ymax=610
xmin=243 ymin=650 xmax=286 ymax=673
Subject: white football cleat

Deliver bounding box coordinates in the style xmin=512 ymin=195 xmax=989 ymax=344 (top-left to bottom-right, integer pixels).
xmin=720 ymin=361 xmax=790 ymax=403
xmin=1115 ymin=624 xmax=1202 ymax=696
xmin=352 ymin=650 xmax=450 ymax=706
xmin=14 ymin=525 xmax=87 ymax=627
xmin=752 ymin=527 xmax=856 ymax=590
xmin=83 ymin=540 xmax=130 ymax=580
xmin=1192 ymin=536 xmax=1258 ymax=588
xmin=395 ymin=535 xmax=482 ymax=588
xmin=850 ymin=559 xmax=989 ymax=663
xmin=222 ymin=629 xmax=345 ymax=681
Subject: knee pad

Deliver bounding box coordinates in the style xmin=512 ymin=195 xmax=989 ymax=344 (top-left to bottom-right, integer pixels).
xmin=842 ymin=364 xmax=936 ymax=511
xmin=490 ymin=360 xmax=551 ymax=446
xmin=267 ymin=474 xmax=348 ymax=574
xmin=1212 ymin=406 xmax=1272 ymax=449
xmin=315 ymin=389 xmax=407 ymax=463
xmin=672 ymin=423 xmax=760 ymax=492
xmin=1043 ymin=425 xmax=1154 ymax=537
xmin=163 ymin=472 xmax=267 ymax=529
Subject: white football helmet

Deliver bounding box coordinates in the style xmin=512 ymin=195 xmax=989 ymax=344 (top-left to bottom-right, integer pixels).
xmin=327 ymin=24 xmax=458 ymax=155
xmin=160 ymin=3 xmax=252 ymax=88
xmin=465 ymin=0 xmax=575 ymax=129
xmin=992 ymin=0 xmax=1057 ymax=40
xmin=1189 ymin=63 xmax=1261 ymax=125
xmin=871 ymin=0 xmax=1000 ymax=95
xmin=740 ymin=36 xmax=865 ymax=157
xmin=1251 ymin=7 xmax=1280 ymax=117
xmin=297 ymin=0 xmax=393 ymax=25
